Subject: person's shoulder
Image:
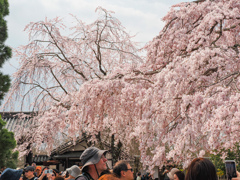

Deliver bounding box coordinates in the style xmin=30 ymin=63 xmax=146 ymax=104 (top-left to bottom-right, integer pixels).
xmin=29 ymin=177 xmax=38 ymax=180
xmin=99 ymin=174 xmax=119 ymax=180
xmin=75 ymin=175 xmax=89 ymax=180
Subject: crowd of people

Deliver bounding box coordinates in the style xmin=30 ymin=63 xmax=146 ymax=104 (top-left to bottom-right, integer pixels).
xmin=0 ymin=147 xmax=240 ymax=180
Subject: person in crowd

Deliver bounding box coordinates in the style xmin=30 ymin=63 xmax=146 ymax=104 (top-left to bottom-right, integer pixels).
xmin=113 ymin=160 xmax=134 ymax=180
xmin=136 ymin=172 xmax=141 ymax=180
xmin=54 ymin=177 xmax=65 ymax=180
xmin=38 ymin=167 xmax=57 ymax=180
xmin=233 ymin=171 xmax=240 ymax=180
xmin=148 ymin=174 xmax=153 ymax=180
xmin=167 ymin=168 xmax=179 ymax=180
xmin=19 ymin=174 xmax=24 ymax=180
xmin=99 ymin=173 xmax=119 ymax=180
xmin=65 ymin=165 xmax=81 ymax=180
xmin=98 ymin=169 xmax=119 ymax=180
xmin=32 ymin=163 xmax=37 ymax=170
xmin=35 ymin=166 xmax=42 ymax=178
xmin=75 ymin=146 xmax=108 ymax=180
xmin=24 ymin=166 xmax=38 ymax=180
xmin=185 ymin=157 xmax=217 ymax=180
xmin=0 ymin=167 xmax=6 ymax=173
xmin=50 ymin=170 xmax=56 ymax=180
xmin=162 ymin=168 xmax=170 ymax=180
xmin=53 ymin=169 xmax=59 ymax=177
xmin=173 ymin=171 xmax=184 ymax=180
xmin=100 ymin=169 xmax=112 ymax=177
xmin=0 ymin=168 xmax=23 ymax=180
xmin=61 ymin=170 xmax=68 ymax=179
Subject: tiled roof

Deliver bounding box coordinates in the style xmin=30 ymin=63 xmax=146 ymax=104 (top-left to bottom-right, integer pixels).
xmin=51 ymin=137 xmax=88 ymax=155
xmin=0 ymin=112 xmax=35 ymax=133
xmin=33 ymin=155 xmax=50 ymax=163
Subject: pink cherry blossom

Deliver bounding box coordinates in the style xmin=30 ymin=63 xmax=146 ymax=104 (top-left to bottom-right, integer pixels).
xmin=3 ymin=0 xmax=240 ymax=173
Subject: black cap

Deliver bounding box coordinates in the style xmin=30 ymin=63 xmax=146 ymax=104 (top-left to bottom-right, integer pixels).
xmin=24 ymin=166 xmax=35 ymax=172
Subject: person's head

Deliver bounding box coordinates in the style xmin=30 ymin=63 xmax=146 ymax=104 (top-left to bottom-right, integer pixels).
xmin=66 ymin=165 xmax=81 ymax=179
xmin=53 ymin=169 xmax=59 ymax=176
xmin=24 ymin=166 xmax=35 ymax=179
xmin=113 ymin=160 xmax=134 ymax=180
xmin=1 ymin=166 xmax=6 ymax=172
xmin=35 ymin=166 xmax=42 ymax=177
xmin=174 ymin=171 xmax=185 ymax=180
xmin=137 ymin=172 xmax=141 ymax=176
xmin=31 ymin=163 xmax=36 ymax=169
xmin=80 ymin=146 xmax=108 ymax=176
xmin=185 ymin=158 xmax=217 ymax=180
xmin=51 ymin=171 xmax=56 ymax=180
xmin=167 ymin=168 xmax=179 ymax=180
xmin=0 ymin=168 xmax=23 ymax=180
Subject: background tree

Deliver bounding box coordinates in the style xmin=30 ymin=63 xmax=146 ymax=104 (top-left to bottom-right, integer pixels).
xmin=4 ymin=0 xmax=240 ymax=173
xmin=0 ymin=115 xmax=18 ymax=169
xmin=211 ymin=145 xmax=240 ymax=176
xmin=63 ymin=0 xmax=240 ymax=172
xmin=0 ymin=0 xmax=11 ymax=104
xmin=3 ymin=7 xmax=142 ymax=159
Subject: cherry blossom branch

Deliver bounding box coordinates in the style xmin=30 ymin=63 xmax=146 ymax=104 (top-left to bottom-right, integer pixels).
xmin=167 ymin=114 xmax=181 ymax=133
xmin=125 ymin=78 xmax=154 ymax=84
xmin=49 ymin=68 xmax=68 ymax=95
xmin=163 ymin=17 xmax=178 ymax=33
xmin=211 ymin=20 xmax=223 ymax=46
xmin=20 ymin=81 xmax=60 ymax=102
xmin=200 ymin=71 xmax=240 ymax=88
xmin=43 ymin=24 xmax=88 ymax=81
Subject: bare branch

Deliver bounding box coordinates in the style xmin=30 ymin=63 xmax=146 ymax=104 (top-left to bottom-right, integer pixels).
xmin=49 ymin=68 xmax=68 ymax=95
xmin=20 ymin=81 xmax=60 ymax=102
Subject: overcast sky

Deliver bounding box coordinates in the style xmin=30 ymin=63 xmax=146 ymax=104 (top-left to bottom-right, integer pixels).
xmin=1 ymin=0 xmax=194 ymax=110
xmin=2 ymin=0 xmax=192 ymax=76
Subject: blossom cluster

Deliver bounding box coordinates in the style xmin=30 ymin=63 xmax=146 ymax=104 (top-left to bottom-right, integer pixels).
xmin=3 ymin=0 xmax=240 ymax=172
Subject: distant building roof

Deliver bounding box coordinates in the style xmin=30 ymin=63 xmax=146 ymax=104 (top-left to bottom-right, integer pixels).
xmin=51 ymin=137 xmax=88 ymax=155
xmin=0 ymin=112 xmax=36 ymax=133
xmin=33 ymin=155 xmax=50 ymax=163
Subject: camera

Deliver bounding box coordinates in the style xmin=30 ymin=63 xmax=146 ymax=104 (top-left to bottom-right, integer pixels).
xmin=44 ymin=169 xmax=53 ymax=174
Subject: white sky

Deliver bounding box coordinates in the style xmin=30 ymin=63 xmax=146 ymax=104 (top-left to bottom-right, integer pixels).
xmin=2 ymin=0 xmax=192 ymax=76
xmin=0 ymin=0 xmax=195 ymax=111
xmin=1 ymin=0 xmax=192 ymax=110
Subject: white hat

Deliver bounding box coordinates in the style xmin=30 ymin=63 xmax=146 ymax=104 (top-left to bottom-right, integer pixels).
xmin=66 ymin=165 xmax=81 ymax=178
xmin=167 ymin=168 xmax=179 ymax=180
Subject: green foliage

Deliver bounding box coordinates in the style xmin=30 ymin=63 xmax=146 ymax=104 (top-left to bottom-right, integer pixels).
xmin=0 ymin=0 xmax=11 ymax=65
xmin=0 ymin=0 xmax=11 ymax=104
xmin=217 ymin=169 xmax=224 ymax=177
xmin=0 ymin=0 xmax=9 ymax=17
xmin=0 ymin=72 xmax=10 ymax=101
xmin=210 ymin=146 xmax=240 ymax=175
xmin=0 ymin=115 xmax=18 ymax=168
